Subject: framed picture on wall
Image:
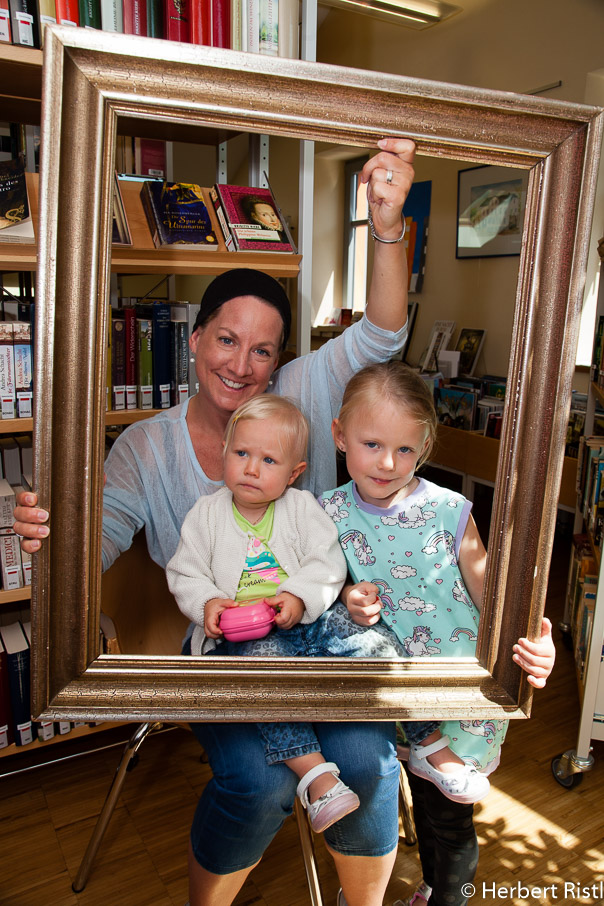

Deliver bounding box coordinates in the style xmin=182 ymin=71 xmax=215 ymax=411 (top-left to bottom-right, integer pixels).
xmin=455 ymin=327 xmax=487 ymax=375
xmin=456 ymin=164 xmax=529 ymax=258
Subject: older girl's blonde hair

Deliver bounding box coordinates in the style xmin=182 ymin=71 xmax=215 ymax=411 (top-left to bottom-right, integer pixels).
xmin=337 ymin=361 xmax=438 ymax=468
xmin=223 ymin=394 xmax=309 ymax=462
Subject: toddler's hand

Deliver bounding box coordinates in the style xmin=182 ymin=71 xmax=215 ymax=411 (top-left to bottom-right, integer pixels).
xmin=269 ymin=592 xmax=305 ymax=629
xmin=343 ymin=581 xmax=382 ymax=626
xmin=204 ymin=598 xmax=238 ymax=639
xmin=513 ymin=617 xmax=556 ymax=688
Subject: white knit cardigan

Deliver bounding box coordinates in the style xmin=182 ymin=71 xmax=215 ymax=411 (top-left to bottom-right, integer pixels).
xmin=166 ymin=485 xmax=347 ymax=654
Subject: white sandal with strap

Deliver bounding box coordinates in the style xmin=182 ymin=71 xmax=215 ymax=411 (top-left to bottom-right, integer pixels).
xmin=296 ymin=762 xmax=360 ymax=833
xmin=407 ymin=735 xmax=490 ymax=804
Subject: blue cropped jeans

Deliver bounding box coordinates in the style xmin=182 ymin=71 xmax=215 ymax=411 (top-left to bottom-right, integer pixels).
xmin=223 ymin=602 xmax=439 ymax=765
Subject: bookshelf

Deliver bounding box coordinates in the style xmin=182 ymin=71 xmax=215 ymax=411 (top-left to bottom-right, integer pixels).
xmin=0 ymin=173 xmax=302 ymax=278
xmin=553 ymin=248 xmax=604 ymax=788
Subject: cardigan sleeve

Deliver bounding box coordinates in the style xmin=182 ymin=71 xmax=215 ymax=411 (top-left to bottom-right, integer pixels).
xmin=165 ymin=498 xmax=229 ymax=630
xmin=277 ymin=491 xmax=348 ymax=623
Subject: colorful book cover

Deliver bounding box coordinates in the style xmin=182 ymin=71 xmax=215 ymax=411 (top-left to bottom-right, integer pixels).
xmin=141 ymin=181 xmax=219 ymax=249
xmin=434 ymin=386 xmax=477 ymax=432
xmin=13 ymin=321 xmax=32 ymax=418
xmin=214 ymin=183 xmax=294 ymax=253
xmin=0 ymin=157 xmax=33 ymax=243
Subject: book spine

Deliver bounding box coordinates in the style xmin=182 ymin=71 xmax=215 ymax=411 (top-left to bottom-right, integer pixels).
xmin=55 ymin=0 xmax=79 ymax=24
xmin=6 ymin=644 xmax=31 ymax=746
xmin=123 ymin=0 xmax=146 ymax=33
xmin=246 ymin=0 xmax=258 ymax=52
xmin=229 ymin=0 xmax=240 ymax=48
xmin=145 ymin=0 xmax=161 ymax=34
xmin=100 ymin=0 xmax=121 ymax=28
xmin=0 ymin=323 xmax=15 ymax=421
xmin=13 ymin=321 xmax=33 ymax=419
xmin=123 ymin=307 xmax=137 ymax=408
xmin=8 ymin=0 xmax=38 ymax=45
xmin=152 ymin=303 xmax=171 ymax=409
xmin=259 ymin=0 xmax=277 ymax=55
xmin=78 ymin=0 xmax=100 ymax=26
xmin=164 ymin=0 xmax=189 ymax=40
xmin=0 ymin=0 xmax=11 ymax=42
xmin=209 ymin=186 xmax=236 ymax=250
xmin=0 ymin=644 xmax=12 ymax=748
xmin=277 ymin=0 xmax=297 ymax=57
xmin=137 ymin=318 xmax=153 ymax=409
xmin=170 ymin=320 xmax=189 ymax=406
xmin=189 ymin=0 xmax=209 ymax=43
xmin=211 ymin=0 xmax=229 ymax=45
xmin=140 ymin=181 xmax=160 ymax=247
xmin=111 ymin=315 xmax=126 ymax=409
xmin=37 ymin=0 xmax=56 ymax=43
xmin=0 ymin=479 xmax=15 ymax=529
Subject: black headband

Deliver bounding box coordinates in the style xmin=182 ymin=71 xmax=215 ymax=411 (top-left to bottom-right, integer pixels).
xmin=193 ymin=268 xmax=291 ymax=349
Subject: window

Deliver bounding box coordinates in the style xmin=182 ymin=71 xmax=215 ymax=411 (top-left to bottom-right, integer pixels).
xmin=343 ymin=156 xmax=370 ymax=314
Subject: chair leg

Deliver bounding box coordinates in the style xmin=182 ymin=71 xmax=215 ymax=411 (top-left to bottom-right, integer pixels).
xmin=72 ymin=721 xmax=162 ymax=893
xmin=398 ymin=764 xmax=417 ymax=846
xmin=294 ymin=798 xmax=325 ymax=906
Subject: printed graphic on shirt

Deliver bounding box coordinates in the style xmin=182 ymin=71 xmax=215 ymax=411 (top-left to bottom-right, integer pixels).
xmin=235 ymin=535 xmax=284 ymax=603
xmin=319 ymin=477 xmax=507 ymax=772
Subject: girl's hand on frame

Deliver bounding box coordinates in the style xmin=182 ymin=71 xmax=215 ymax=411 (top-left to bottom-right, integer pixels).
xmin=13 ymin=490 xmax=49 ymax=554
xmin=342 ymin=581 xmax=382 ymax=626
xmin=205 ymin=598 xmax=238 ymax=639
xmin=269 ymin=592 xmax=304 ymax=630
xmin=513 ymin=617 xmax=556 ymax=689
xmin=361 ymin=138 xmax=416 ymax=241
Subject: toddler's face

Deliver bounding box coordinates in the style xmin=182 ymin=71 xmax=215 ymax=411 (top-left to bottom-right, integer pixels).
xmin=224 ymin=417 xmax=305 ymax=516
xmin=333 ymin=400 xmax=428 ymax=508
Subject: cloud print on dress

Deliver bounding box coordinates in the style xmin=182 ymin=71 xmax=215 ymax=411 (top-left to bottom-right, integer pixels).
xmin=398 ymin=595 xmax=436 ymax=613
xmin=390 ymin=564 xmax=417 ymax=579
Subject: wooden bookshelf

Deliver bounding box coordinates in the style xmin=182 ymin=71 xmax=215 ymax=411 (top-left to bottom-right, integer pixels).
xmin=0 ymin=720 xmax=126 ymax=761
xmin=431 ymin=424 xmax=577 ymax=509
xmin=0 ymin=45 xmax=42 ymax=125
xmin=0 ymin=173 xmax=302 ymax=277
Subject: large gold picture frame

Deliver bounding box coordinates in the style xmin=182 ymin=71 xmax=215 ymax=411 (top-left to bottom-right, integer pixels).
xmin=32 ymin=25 xmax=603 ymax=723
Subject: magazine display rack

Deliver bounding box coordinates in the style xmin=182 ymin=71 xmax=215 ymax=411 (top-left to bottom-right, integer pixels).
xmin=554 ymin=249 xmax=604 ymax=788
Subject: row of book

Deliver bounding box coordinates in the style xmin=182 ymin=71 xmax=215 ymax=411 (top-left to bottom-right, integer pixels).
xmin=139 ymin=178 xmax=295 ymax=253
xmin=108 ymin=298 xmax=199 ymax=411
xmin=423 ymin=373 xmax=507 ymax=437
xmin=1 ymin=0 xmax=300 ymax=58
xmin=565 ymin=534 xmax=598 ymax=682
xmin=0 ymin=320 xmax=34 ymax=419
xmin=0 ymin=433 xmax=33 ymax=591
xmin=575 ymin=434 xmax=604 ymax=558
xmin=0 ymin=619 xmax=109 ymax=748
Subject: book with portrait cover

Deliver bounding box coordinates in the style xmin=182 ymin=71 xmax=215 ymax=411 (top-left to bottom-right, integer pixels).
xmin=212 ymin=183 xmax=295 ymax=253
xmin=0 ymin=157 xmax=34 ymax=244
xmin=140 ymin=180 xmax=220 ymax=249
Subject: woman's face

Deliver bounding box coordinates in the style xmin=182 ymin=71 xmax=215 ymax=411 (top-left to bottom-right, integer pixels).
xmin=190 ymin=297 xmax=283 ymax=415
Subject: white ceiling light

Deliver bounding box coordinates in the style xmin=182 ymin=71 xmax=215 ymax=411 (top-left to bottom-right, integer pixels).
xmin=319 ymin=0 xmax=462 ymax=28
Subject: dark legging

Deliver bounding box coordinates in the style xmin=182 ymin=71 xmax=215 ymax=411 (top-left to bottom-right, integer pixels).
xmin=404 ymin=764 xmax=479 ymax=906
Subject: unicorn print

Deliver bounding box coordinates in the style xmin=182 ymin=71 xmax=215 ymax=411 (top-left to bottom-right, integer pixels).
xmin=340 ymin=529 xmax=375 ymax=566
xmin=320 ymin=489 xmax=349 ymax=523
xmin=403 ymin=625 xmax=441 ymax=656
xmin=381 ymin=495 xmax=436 ymax=529
xmin=452 ymin=578 xmax=473 ymax=609
xmin=459 ymin=720 xmax=504 ymax=740
xmin=421 ymin=530 xmax=457 ymax=566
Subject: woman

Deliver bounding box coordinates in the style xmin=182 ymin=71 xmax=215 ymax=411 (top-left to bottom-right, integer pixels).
xmin=15 ymin=138 xmax=415 ymax=906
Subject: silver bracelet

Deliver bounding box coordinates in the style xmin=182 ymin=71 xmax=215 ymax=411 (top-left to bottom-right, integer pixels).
xmin=367 ymin=207 xmax=406 ymax=244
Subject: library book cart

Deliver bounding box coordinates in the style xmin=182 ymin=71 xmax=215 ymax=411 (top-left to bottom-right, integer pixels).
xmin=553 ymin=243 xmax=604 ymax=789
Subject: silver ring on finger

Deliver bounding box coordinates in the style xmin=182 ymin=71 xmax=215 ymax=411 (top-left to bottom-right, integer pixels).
xmin=386 ymin=168 xmax=393 ymax=184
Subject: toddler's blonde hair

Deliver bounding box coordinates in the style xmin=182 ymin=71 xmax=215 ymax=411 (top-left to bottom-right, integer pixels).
xmin=338 ymin=361 xmax=437 ymax=468
xmin=223 ymin=394 xmax=309 ymax=463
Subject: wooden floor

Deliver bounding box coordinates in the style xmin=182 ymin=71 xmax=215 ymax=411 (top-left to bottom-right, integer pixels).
xmin=1 ymin=535 xmax=603 ymax=906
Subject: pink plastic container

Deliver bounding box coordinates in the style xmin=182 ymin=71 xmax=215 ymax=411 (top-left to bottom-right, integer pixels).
xmin=219 ymin=599 xmax=276 ymax=642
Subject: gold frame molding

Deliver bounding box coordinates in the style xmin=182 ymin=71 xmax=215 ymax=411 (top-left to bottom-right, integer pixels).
xmin=32 ymin=25 xmax=603 ymax=722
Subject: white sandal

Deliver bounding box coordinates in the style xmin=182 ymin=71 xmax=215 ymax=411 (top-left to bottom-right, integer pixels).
xmin=394 ymin=879 xmax=433 ymax=906
xmin=407 ymin=735 xmax=490 ymax=804
xmin=297 ymin=762 xmax=360 ymax=833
